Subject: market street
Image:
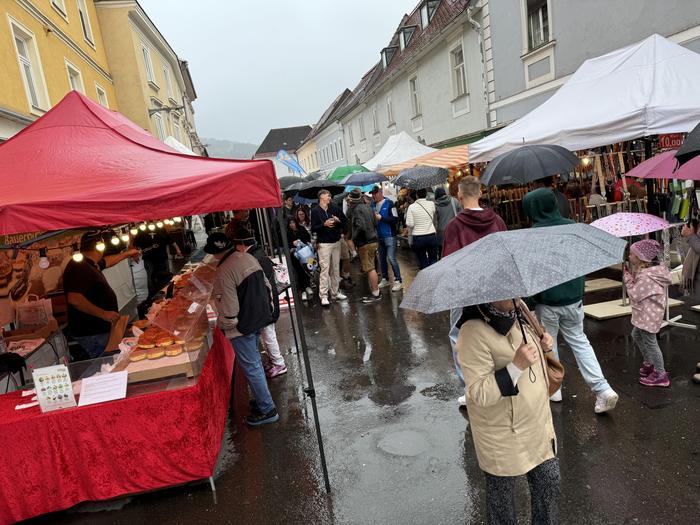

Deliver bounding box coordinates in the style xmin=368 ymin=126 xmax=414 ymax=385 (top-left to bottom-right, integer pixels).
xmin=35 ymin=251 xmax=700 ymax=525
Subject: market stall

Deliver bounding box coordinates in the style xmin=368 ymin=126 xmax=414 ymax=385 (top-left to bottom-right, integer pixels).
xmin=363 ymin=131 xmax=436 ymax=171
xmin=0 ymin=91 xmax=282 ymax=523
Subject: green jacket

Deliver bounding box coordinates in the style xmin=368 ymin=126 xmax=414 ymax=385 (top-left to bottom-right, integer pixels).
xmin=522 ymin=188 xmax=584 ymax=307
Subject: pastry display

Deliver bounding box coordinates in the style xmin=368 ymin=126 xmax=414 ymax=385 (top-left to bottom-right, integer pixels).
xmin=165 ymin=344 xmax=183 ymax=357
xmin=147 ymin=347 xmax=165 ymax=360
xmin=156 ymin=335 xmax=174 ymax=347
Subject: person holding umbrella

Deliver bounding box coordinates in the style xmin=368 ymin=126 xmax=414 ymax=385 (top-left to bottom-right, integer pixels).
xmin=522 ymin=188 xmax=619 ymax=413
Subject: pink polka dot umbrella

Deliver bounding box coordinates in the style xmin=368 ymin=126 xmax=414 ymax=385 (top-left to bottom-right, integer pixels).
xmin=590 ymin=212 xmax=670 ymax=238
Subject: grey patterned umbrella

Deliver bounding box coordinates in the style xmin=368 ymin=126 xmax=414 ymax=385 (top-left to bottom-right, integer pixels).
xmin=480 ymin=144 xmax=579 ymax=186
xmin=393 ymin=166 xmax=448 ymax=190
xmin=400 ymin=223 xmax=626 ymax=314
xmin=289 ymin=179 xmax=345 ymax=199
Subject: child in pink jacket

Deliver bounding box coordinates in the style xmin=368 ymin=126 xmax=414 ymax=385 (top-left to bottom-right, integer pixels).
xmin=623 ymin=239 xmax=672 ymax=387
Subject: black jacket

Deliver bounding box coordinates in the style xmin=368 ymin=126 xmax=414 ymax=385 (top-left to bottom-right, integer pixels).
xmin=310 ymin=204 xmax=347 ymax=244
xmin=248 ymin=245 xmax=280 ymax=322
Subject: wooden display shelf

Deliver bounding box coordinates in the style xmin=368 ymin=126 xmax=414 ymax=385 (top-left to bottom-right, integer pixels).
xmin=584 ymin=298 xmax=683 ymax=320
xmin=585 ymin=278 xmax=622 ymax=293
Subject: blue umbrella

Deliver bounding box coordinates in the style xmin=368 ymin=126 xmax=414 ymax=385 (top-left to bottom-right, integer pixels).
xmin=340 ymin=171 xmax=387 ymax=186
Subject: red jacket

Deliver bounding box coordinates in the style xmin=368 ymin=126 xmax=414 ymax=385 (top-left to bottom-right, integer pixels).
xmin=442 ymin=208 xmax=507 ymax=257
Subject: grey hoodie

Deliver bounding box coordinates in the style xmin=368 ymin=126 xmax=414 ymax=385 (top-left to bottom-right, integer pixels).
xmin=435 ymin=194 xmax=461 ymax=239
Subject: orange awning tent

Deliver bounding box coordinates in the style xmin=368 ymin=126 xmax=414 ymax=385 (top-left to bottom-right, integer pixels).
xmin=378 ymin=144 xmax=469 ymax=178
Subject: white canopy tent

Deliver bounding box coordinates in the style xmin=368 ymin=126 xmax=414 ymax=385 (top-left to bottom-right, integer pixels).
xmin=470 ymin=34 xmax=700 ymax=163
xmin=364 ymin=131 xmax=436 ymax=170
xmin=164 ymin=135 xmax=197 ymax=155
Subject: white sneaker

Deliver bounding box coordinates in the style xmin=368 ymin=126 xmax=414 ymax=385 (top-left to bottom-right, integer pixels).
xmin=334 ymin=292 xmax=347 ymax=301
xmin=391 ymin=281 xmax=403 ymax=292
xmin=321 ymin=297 xmax=330 ymax=306
xmin=301 ymin=291 xmax=308 ymax=301
xmin=458 ymin=395 xmax=467 ymax=407
xmin=594 ymin=388 xmax=619 ymax=414
xmin=378 ymin=278 xmax=390 ymax=288
xmin=549 ymin=389 xmax=563 ymax=402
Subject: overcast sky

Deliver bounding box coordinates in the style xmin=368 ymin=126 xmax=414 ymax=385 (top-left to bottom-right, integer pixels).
xmin=139 ymin=0 xmax=419 ymax=146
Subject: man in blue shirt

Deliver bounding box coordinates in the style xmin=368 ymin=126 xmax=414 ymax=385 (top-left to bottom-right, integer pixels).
xmin=370 ymin=186 xmax=403 ymax=292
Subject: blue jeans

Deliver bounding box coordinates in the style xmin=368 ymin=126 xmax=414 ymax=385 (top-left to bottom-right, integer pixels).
xmin=231 ymin=333 xmax=275 ymax=413
xmin=377 ymin=236 xmax=402 ymax=282
xmin=448 ymin=308 xmax=465 ymax=386
xmin=536 ymin=303 xmax=611 ymax=394
xmin=75 ymin=333 xmax=110 ymax=359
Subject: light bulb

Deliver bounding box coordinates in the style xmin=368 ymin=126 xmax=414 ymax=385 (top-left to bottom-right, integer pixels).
xmin=71 ymin=243 xmax=83 ymax=262
xmin=130 ymin=227 xmax=138 ymax=236
xmin=121 ymin=232 xmax=130 ymax=243
xmin=96 ymin=240 xmax=106 ymax=252
xmin=156 ymin=221 xmax=164 ymax=228
xmin=110 ymin=236 xmax=120 ymax=246
xmin=173 ymin=216 xmax=182 ymax=223
xmin=139 ymin=223 xmax=147 ymax=231
xmin=148 ymin=223 xmax=156 ymax=231
xmin=582 ymin=157 xmax=591 ymax=166
xmin=38 ymin=248 xmax=50 ymax=269
xmin=164 ymin=219 xmax=172 ymax=226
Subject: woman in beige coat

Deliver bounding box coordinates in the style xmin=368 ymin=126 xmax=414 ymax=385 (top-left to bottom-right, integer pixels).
xmin=457 ymin=300 xmax=560 ymax=525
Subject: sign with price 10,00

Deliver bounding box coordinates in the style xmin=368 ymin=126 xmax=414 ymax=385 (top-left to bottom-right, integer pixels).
xmin=659 ymin=133 xmax=684 ymax=150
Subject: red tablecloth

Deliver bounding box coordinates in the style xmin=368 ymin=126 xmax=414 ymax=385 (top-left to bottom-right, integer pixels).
xmin=0 ymin=328 xmax=234 ymax=524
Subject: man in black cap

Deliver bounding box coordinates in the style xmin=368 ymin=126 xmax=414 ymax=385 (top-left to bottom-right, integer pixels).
xmin=63 ymin=230 xmax=139 ymax=358
xmin=347 ymin=188 xmax=381 ymax=303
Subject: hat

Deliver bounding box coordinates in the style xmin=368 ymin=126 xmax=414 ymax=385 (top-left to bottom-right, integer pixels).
xmin=370 ymin=186 xmax=382 ymax=195
xmin=80 ymin=230 xmax=105 ymax=251
xmin=630 ymin=239 xmax=660 ymax=263
xmin=204 ymin=232 xmax=232 ymax=254
xmin=231 ymin=227 xmax=256 ymax=246
xmin=347 ymin=188 xmax=363 ymax=205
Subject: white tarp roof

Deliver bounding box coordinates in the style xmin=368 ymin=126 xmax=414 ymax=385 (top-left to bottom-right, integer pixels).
xmin=165 ymin=135 xmax=197 ymax=155
xmin=364 ymin=131 xmax=436 ymax=170
xmin=470 ymin=34 xmax=700 ymax=163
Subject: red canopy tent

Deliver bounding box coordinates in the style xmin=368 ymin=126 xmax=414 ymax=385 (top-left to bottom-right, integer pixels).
xmin=0 ymin=91 xmax=280 ymax=235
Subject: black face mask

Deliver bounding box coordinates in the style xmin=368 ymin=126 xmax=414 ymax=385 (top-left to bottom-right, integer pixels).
xmin=456 ymin=303 xmax=517 ymax=336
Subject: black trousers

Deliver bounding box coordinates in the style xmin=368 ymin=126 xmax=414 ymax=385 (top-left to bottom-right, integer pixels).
xmin=484 ymin=458 xmax=560 ymax=525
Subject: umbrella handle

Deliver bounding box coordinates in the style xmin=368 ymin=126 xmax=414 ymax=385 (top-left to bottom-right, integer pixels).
xmin=513 ymin=299 xmax=528 ymax=344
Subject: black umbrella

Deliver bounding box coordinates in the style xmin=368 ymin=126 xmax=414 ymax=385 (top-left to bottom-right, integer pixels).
xmin=291 ymin=179 xmax=345 ymax=199
xmin=393 ymin=166 xmax=448 ymax=190
xmin=675 ymin=122 xmax=700 ymax=166
xmin=278 ymin=176 xmax=303 ymax=190
xmin=480 ymin=144 xmax=579 ymax=186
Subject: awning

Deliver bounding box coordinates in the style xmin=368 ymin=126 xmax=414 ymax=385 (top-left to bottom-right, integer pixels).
xmin=0 ymin=91 xmax=280 ymax=235
xmin=469 ymin=34 xmax=700 ymax=162
xmin=379 ymin=144 xmax=469 ymax=178
xmin=364 ymin=131 xmax=436 ymax=171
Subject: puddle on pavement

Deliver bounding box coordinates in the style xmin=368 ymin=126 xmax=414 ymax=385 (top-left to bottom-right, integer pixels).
xmin=376 ymin=429 xmax=429 ymax=457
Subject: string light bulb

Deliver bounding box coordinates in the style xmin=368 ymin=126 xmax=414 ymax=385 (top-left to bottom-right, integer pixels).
xmin=582 ymin=157 xmax=591 ymax=167
xmin=71 ymin=243 xmax=83 ymax=262
xmin=130 ymin=226 xmax=138 ymax=236
xmin=96 ymin=240 xmax=106 ymax=252
xmin=38 ymin=248 xmax=50 ymax=269
xmin=139 ymin=223 xmax=147 ymax=231
xmin=164 ymin=219 xmax=172 ymax=226
xmin=121 ymin=229 xmax=130 ymax=243
xmin=156 ymin=221 xmax=164 ymax=228
xmin=110 ymin=235 xmax=120 ymax=246
xmin=173 ymin=216 xmax=182 ymax=223
xmin=147 ymin=223 xmax=156 ymax=231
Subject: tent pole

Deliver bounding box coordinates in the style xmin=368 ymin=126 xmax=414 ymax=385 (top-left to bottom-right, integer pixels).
xmin=275 ymin=207 xmax=332 ymax=493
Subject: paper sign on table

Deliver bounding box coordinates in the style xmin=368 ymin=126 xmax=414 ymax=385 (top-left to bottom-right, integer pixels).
xmin=32 ymin=364 xmax=77 ymax=413
xmin=78 ymin=371 xmax=128 ymax=407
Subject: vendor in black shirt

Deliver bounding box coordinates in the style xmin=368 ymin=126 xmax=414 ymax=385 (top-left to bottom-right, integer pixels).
xmin=133 ymin=227 xmax=182 ymax=298
xmin=63 ymin=230 xmax=139 ymax=358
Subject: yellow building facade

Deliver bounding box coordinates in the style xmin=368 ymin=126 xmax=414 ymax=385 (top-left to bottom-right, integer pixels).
xmin=94 ymin=0 xmax=204 ymax=154
xmin=0 ymin=0 xmax=117 ymax=139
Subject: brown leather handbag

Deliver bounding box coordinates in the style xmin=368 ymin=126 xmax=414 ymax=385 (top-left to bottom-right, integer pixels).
xmin=517 ymin=300 xmax=565 ymax=396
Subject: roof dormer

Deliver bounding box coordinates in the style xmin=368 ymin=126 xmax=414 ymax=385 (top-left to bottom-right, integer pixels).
xmin=399 ymin=25 xmax=417 ymax=51
xmin=381 ymin=46 xmax=398 ymax=69
xmin=420 ymin=0 xmax=440 ymax=30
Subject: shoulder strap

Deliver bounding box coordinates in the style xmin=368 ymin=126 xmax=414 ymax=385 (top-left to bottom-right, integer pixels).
xmin=416 ymin=201 xmax=434 ymax=220
xmin=217 ymin=248 xmax=237 ymax=267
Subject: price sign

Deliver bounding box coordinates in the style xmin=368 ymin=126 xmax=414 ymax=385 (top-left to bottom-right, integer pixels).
xmin=659 ymin=133 xmax=684 ymax=149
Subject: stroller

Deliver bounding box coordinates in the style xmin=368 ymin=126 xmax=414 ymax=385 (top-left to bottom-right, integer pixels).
xmin=291 ymin=241 xmax=320 ymax=299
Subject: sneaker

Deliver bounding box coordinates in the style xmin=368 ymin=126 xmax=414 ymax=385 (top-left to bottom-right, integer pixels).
xmin=639 ymin=362 xmax=654 ymax=378
xmin=549 ymin=389 xmax=563 ymax=402
xmin=301 ymin=291 xmax=308 ymax=301
xmin=266 ymin=364 xmax=288 ymax=378
xmin=262 ymin=360 xmax=273 ymax=373
xmin=245 ymin=408 xmax=279 ymax=426
xmin=458 ymin=395 xmax=467 ymax=408
xmin=594 ymin=388 xmax=619 ymax=414
xmin=693 ymin=373 xmax=700 ymax=384
xmin=378 ymin=278 xmax=390 ymax=288
xmin=362 ymin=293 xmax=382 ymax=304
xmin=306 ymin=287 xmax=314 ymax=297
xmin=321 ymin=297 xmax=330 ymax=307
xmin=334 ymin=292 xmax=348 ymax=301
xmin=639 ymin=370 xmax=670 ymax=387
xmin=391 ymin=281 xmax=403 ymax=292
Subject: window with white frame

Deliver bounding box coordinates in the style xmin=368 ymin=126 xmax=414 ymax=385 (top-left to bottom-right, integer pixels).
xmin=348 ymin=124 xmax=354 ymax=146
xmin=399 ymin=27 xmax=415 ymax=51
xmin=386 ymin=95 xmax=394 ymax=124
xmin=359 ymin=115 xmax=366 ymax=140
xmin=51 ymin=0 xmax=67 ymax=16
xmin=526 ymin=0 xmax=549 ymax=51
xmin=409 ymin=76 xmax=421 ymax=116
xmin=172 ymin=117 xmax=181 ymax=142
xmin=420 ymin=1 xmax=439 ymax=29
xmin=76 ymin=0 xmax=94 ymax=45
xmin=11 ymin=23 xmax=47 ymax=111
xmin=151 ymin=100 xmax=166 ymax=140
xmin=372 ymin=105 xmax=379 ymax=134
xmin=65 ymin=61 xmax=84 ymax=93
xmin=450 ymin=44 xmax=468 ymax=98
xmin=95 ymin=84 xmax=108 ymax=107
xmin=142 ymin=44 xmax=155 ymax=84
xmin=163 ymin=65 xmax=174 ymax=100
